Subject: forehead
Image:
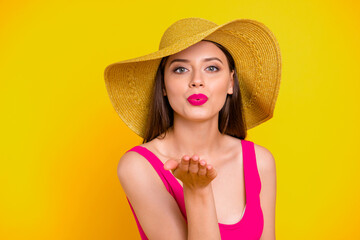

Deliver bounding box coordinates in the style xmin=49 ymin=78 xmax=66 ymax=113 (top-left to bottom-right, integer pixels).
xmin=166 ymin=41 xmax=226 ymax=62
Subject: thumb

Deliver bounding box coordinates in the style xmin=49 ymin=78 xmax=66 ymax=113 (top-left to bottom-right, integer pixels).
xmin=163 ymin=159 xmax=179 ymax=171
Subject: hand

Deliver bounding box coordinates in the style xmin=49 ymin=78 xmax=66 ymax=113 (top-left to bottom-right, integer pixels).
xmin=163 ymin=154 xmax=217 ymax=190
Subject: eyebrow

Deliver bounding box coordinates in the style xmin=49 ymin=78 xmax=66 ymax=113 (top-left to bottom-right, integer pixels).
xmin=169 ymin=57 xmax=223 ymax=66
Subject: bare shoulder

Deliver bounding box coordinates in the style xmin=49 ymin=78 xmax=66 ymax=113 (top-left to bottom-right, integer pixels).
xmin=117 ymin=139 xmax=159 ymax=180
xmin=117 ymin=145 xmax=163 ymax=192
xmin=116 ymin=146 xmax=187 ymax=240
xmin=117 ymin=150 xmax=145 ymax=183
xmin=116 ymin=145 xmax=167 ymax=206
xmin=253 ymin=143 xmax=276 ymax=176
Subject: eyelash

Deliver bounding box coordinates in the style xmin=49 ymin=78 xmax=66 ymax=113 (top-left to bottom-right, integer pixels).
xmin=173 ymin=66 xmax=219 ymax=73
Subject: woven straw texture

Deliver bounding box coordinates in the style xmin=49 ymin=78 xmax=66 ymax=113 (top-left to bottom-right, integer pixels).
xmin=104 ymin=17 xmax=282 ymax=138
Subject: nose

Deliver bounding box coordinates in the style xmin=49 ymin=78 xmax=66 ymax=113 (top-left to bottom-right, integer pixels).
xmin=189 ymin=70 xmax=204 ymax=88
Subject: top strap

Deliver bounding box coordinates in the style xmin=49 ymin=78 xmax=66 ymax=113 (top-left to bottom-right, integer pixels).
xmin=242 ymin=140 xmax=262 ymax=200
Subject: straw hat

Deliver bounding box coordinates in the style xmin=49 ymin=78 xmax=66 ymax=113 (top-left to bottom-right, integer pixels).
xmin=104 ymin=17 xmax=282 ymax=138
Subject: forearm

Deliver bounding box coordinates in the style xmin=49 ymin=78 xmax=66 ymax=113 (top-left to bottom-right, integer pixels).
xmin=183 ymin=184 xmax=221 ymax=240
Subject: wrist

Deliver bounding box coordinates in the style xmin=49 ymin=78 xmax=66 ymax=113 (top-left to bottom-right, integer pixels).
xmin=183 ymin=184 xmax=213 ymax=198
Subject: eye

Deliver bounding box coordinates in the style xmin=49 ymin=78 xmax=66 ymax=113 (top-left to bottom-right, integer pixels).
xmin=173 ymin=67 xmax=188 ymax=73
xmin=206 ymin=66 xmax=219 ymax=72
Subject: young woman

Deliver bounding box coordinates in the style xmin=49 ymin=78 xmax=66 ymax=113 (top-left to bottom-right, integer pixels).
xmin=104 ymin=17 xmax=281 ymax=240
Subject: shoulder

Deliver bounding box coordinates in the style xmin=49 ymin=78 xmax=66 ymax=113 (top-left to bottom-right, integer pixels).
xmin=117 ymin=141 xmax=166 ymax=189
xmin=226 ymin=136 xmax=276 ymax=175
xmin=253 ymin=142 xmax=276 ymax=177
xmin=116 ymin=146 xmax=170 ymax=212
xmin=117 ymin=149 xmax=142 ymax=176
xmin=117 ymin=140 xmax=158 ymax=177
xmin=117 ymin=149 xmax=146 ymax=188
xmin=117 ymin=145 xmax=153 ymax=178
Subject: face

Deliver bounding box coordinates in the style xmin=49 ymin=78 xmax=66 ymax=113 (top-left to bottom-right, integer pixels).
xmin=163 ymin=41 xmax=234 ymax=122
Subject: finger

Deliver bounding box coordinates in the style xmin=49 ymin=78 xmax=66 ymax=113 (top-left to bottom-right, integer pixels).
xmin=163 ymin=159 xmax=179 ymax=171
xmin=206 ymin=164 xmax=217 ymax=180
xmin=198 ymin=160 xmax=207 ymax=176
xmin=179 ymin=155 xmax=190 ymax=172
xmin=189 ymin=155 xmax=200 ymax=174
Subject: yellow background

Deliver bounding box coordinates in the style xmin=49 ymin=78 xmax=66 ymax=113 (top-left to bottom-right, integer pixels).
xmin=1 ymin=0 xmax=359 ymax=239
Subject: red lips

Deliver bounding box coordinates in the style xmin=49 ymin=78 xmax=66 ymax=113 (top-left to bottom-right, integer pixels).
xmin=187 ymin=93 xmax=208 ymax=106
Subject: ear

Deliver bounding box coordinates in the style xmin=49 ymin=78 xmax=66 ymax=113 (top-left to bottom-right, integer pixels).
xmin=227 ymin=70 xmax=234 ymax=95
xmin=163 ymin=88 xmax=167 ymax=96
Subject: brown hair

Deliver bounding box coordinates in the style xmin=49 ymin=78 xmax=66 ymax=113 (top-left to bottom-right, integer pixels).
xmin=142 ymin=40 xmax=247 ymax=143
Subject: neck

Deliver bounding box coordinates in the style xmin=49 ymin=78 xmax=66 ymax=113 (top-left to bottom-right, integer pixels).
xmin=164 ymin=113 xmax=224 ymax=161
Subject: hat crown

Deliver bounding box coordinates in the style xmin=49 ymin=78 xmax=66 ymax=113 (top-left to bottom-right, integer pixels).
xmin=159 ymin=18 xmax=218 ymax=50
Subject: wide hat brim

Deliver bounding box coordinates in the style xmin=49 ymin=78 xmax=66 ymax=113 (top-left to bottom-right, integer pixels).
xmin=104 ymin=18 xmax=282 ymax=138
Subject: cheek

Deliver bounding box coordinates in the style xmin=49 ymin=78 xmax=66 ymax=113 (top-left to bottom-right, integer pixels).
xmin=208 ymin=82 xmax=230 ymax=110
xmin=213 ymin=91 xmax=228 ymax=110
xmin=166 ymin=88 xmax=179 ymax=105
xmin=164 ymin=81 xmax=184 ymax=108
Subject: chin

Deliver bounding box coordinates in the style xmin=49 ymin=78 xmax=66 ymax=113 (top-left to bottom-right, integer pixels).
xmin=187 ymin=116 xmax=210 ymax=122
xmin=180 ymin=110 xmax=219 ymax=122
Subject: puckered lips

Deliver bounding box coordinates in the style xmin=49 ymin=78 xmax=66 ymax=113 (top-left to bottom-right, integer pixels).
xmin=187 ymin=93 xmax=208 ymax=106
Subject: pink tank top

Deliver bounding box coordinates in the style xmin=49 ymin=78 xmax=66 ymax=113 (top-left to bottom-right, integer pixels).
xmin=125 ymin=139 xmax=264 ymax=239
